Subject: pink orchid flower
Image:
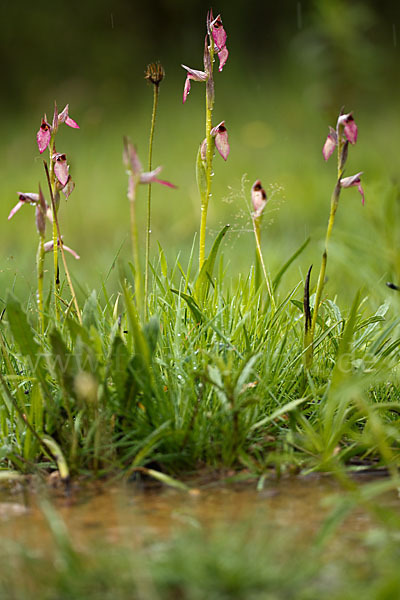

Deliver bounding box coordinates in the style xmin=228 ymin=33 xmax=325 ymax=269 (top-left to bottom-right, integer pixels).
xmin=53 ymin=152 xmax=70 ymax=187
xmin=322 ymin=112 xmax=358 ymax=161
xmin=44 ymin=238 xmax=80 ymax=260
xmin=36 ymin=103 xmax=79 ymax=154
xmin=210 ymin=13 xmax=229 ymax=72
xmin=211 ymin=121 xmax=230 ymax=160
xmin=201 ymin=121 xmax=230 ymax=161
xmin=181 ymin=66 xmax=208 ymax=103
xmin=8 ymin=192 xmax=39 ymax=221
xmin=182 ymin=11 xmax=228 ymax=103
xmin=340 ymin=172 xmax=365 ymax=205
xmin=251 ymin=180 xmax=267 ymax=218
xmin=123 ymin=138 xmax=176 ymax=189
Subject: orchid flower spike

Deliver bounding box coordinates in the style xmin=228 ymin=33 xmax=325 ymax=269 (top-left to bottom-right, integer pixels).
xmin=36 ymin=103 xmax=79 ymax=154
xmin=210 ymin=14 xmax=229 ymax=71
xmin=251 ymin=180 xmax=267 ymax=218
xmin=322 ymin=112 xmax=358 ymax=161
xmin=181 ymin=11 xmax=228 ymax=103
xmin=123 ymin=137 xmax=176 ymax=188
xmin=340 ymin=172 xmax=365 ymax=205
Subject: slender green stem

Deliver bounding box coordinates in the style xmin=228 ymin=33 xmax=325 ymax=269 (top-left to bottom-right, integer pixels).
xmin=252 ymin=216 xmax=276 ymax=311
xmin=44 ymin=162 xmax=82 ymax=324
xmin=144 ymin=84 xmax=159 ymax=319
xmin=36 ymin=235 xmax=45 ymax=334
xmin=306 ymin=133 xmax=345 ymax=367
xmin=129 ymin=179 xmax=142 ymax=308
xmin=199 ymin=41 xmax=215 ymax=269
xmin=309 ymin=181 xmax=340 ymax=339
xmin=48 ymin=136 xmax=60 ymax=321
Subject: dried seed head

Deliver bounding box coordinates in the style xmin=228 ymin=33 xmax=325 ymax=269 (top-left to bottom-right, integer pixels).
xmin=145 ymin=62 xmax=165 ymax=86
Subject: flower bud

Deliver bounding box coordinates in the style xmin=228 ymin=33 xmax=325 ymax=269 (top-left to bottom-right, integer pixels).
xmin=251 ymin=180 xmax=267 ymax=218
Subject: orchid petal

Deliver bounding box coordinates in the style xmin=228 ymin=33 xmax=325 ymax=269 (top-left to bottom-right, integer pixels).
xmin=211 ymin=121 xmax=230 ymax=160
xmin=251 ymin=180 xmax=267 ymax=218
xmin=8 ymin=200 xmax=25 ymax=220
xmin=61 ymin=176 xmax=75 ymax=199
xmin=337 ymin=113 xmax=357 ymax=144
xmin=322 ymin=127 xmax=338 ymax=161
xmin=127 ymin=174 xmax=135 ymax=202
xmin=140 ymin=166 xmax=163 ymax=184
xmin=35 ymin=185 xmax=47 ymax=236
xmin=140 ymin=166 xmax=177 ymax=188
xmin=153 ymin=179 xmax=178 ymax=189
xmin=8 ymin=192 xmax=40 ymax=220
xmin=44 ymin=239 xmax=80 ymax=259
xmin=59 ymin=104 xmax=80 ymax=129
xmin=183 ymin=75 xmax=191 ymax=103
xmin=340 ymin=172 xmax=364 ymax=204
xmin=340 ymin=172 xmax=363 ymax=187
xmin=58 ymin=105 xmax=69 ymax=123
xmin=123 ymin=137 xmax=142 ymax=175
xmin=63 ymin=244 xmax=81 ymax=259
xmin=53 ymin=153 xmax=69 ymax=187
xmin=52 ymin=102 xmax=59 ymax=131
xmin=181 ymin=65 xmax=208 ymax=81
xmin=217 ymin=47 xmax=229 ymax=71
xmin=37 ymin=119 xmax=51 ymax=154
xmin=35 ymin=205 xmax=46 ymax=236
xmin=357 ymin=183 xmax=365 ymax=205
xmin=17 ymin=192 xmax=40 ymax=203
xmin=65 ymin=116 xmax=80 ymax=129
xmin=211 ymin=15 xmax=227 ymax=50
xmin=344 ymin=118 xmax=357 ymax=144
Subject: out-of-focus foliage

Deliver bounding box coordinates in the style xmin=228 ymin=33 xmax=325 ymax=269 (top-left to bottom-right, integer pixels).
xmin=1 ymin=0 xmax=400 ymax=299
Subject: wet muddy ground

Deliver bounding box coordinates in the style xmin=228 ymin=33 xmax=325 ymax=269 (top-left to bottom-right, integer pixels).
xmin=0 ymin=472 xmax=397 ymax=554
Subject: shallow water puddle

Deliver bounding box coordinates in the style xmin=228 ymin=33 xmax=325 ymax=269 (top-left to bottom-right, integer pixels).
xmin=0 ymin=473 xmax=397 ymax=554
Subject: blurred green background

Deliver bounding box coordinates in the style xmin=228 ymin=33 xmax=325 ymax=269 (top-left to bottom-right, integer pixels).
xmin=1 ymin=0 xmax=400 ymax=307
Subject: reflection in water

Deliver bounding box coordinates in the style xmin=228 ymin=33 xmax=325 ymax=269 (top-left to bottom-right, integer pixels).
xmin=0 ymin=473 xmax=395 ymax=554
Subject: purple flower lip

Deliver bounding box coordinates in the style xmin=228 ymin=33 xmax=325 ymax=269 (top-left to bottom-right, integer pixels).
xmin=251 ymin=180 xmax=267 ymax=218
